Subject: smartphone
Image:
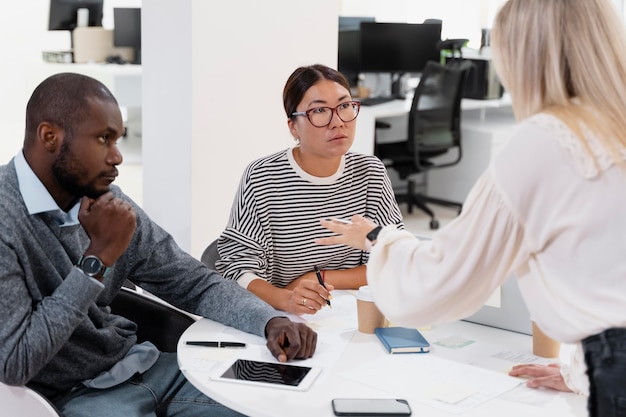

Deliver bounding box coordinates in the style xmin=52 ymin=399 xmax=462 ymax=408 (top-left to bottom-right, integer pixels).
xmin=332 ymin=398 xmax=412 ymax=416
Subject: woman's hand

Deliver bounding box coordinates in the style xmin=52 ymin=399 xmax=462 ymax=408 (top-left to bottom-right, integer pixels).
xmin=316 ymin=215 xmax=378 ymax=251
xmin=284 ymin=270 xmax=316 ymax=291
xmin=287 ymin=278 xmax=333 ymax=316
xmin=508 ymin=363 xmax=573 ymax=392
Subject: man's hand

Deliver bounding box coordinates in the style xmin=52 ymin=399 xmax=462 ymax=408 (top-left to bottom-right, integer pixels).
xmin=265 ymin=317 xmax=317 ymax=362
xmin=509 ymin=363 xmax=573 ymax=392
xmin=78 ymin=192 xmax=137 ymax=266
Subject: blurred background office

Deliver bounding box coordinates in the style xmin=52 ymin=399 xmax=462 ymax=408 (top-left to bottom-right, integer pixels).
xmin=1 ymin=0 xmax=521 ymax=168
xmin=0 ymin=0 xmax=141 ymax=164
xmin=1 ymin=0 xmax=625 ymax=257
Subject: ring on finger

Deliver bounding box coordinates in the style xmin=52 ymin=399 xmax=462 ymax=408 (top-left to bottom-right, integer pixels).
xmin=301 ymin=298 xmax=307 ymax=306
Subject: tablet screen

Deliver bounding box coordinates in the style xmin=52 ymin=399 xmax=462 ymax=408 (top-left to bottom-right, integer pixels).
xmin=218 ymin=359 xmax=312 ymax=387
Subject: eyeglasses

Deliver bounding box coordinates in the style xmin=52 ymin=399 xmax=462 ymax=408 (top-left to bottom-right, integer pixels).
xmin=291 ymin=101 xmax=361 ymax=128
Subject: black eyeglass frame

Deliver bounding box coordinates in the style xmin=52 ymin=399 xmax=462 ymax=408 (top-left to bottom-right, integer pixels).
xmin=291 ymin=101 xmax=361 ymax=128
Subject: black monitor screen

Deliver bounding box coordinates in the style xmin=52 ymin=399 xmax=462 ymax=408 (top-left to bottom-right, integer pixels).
xmin=339 ymin=16 xmax=375 ymax=31
xmin=359 ymin=22 xmax=442 ymax=73
xmin=48 ymin=0 xmax=103 ymax=31
xmin=114 ymin=8 xmax=141 ymax=48
xmin=337 ymin=30 xmax=360 ymax=85
xmin=114 ymin=8 xmax=141 ymax=64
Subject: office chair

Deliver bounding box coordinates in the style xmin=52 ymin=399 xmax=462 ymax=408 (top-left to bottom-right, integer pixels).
xmin=375 ymin=60 xmax=472 ymax=229
xmin=201 ymin=239 xmax=220 ymax=270
xmin=0 ymin=287 xmax=197 ymax=416
xmin=0 ymin=383 xmax=61 ymax=417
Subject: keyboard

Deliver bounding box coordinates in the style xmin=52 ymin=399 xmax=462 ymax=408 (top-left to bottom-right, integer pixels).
xmin=358 ymin=96 xmax=397 ymax=106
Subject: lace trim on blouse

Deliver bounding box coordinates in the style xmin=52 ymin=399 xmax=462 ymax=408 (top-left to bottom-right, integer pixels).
xmin=527 ymin=113 xmax=626 ymax=178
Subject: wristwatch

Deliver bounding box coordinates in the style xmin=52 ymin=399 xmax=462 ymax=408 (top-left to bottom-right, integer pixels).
xmin=365 ymin=225 xmax=383 ymax=250
xmin=77 ymin=255 xmax=112 ymax=279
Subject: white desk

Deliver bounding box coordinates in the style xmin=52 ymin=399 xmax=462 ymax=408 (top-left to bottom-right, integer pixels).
xmin=177 ymin=291 xmax=585 ymax=417
xmin=352 ymin=96 xmax=515 ymax=203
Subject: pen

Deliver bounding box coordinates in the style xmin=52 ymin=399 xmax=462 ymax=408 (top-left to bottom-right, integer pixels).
xmin=186 ymin=341 xmax=246 ymax=348
xmin=314 ymin=266 xmax=332 ymax=308
xmin=327 ymin=217 xmax=352 ymax=224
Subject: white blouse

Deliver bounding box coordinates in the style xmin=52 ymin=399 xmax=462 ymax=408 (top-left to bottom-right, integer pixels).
xmin=367 ymin=113 xmax=626 ymax=394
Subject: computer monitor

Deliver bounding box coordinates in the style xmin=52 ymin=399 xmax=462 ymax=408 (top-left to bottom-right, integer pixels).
xmin=359 ymin=22 xmax=442 ymax=74
xmin=337 ymin=17 xmax=375 ymax=87
xmin=113 ymin=8 xmax=141 ymax=64
xmin=338 ymin=16 xmax=375 ymax=32
xmin=337 ymin=30 xmax=360 ymax=86
xmin=48 ymin=0 xmax=103 ymax=31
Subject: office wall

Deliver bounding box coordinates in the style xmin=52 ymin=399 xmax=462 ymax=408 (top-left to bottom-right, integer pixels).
xmin=142 ymin=1 xmax=339 ymax=257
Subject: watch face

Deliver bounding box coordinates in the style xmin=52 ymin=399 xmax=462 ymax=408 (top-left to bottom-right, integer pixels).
xmin=366 ymin=226 xmax=383 ymax=242
xmin=81 ymin=256 xmax=103 ymax=275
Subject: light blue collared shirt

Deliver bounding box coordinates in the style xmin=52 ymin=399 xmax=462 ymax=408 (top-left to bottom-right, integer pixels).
xmin=14 ymin=150 xmax=80 ymax=227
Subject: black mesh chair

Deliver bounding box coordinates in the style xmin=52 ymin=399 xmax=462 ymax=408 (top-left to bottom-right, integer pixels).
xmin=375 ymin=60 xmax=472 ymax=229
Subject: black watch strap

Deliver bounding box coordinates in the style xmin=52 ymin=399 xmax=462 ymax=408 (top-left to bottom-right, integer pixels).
xmin=366 ymin=225 xmax=383 ymax=243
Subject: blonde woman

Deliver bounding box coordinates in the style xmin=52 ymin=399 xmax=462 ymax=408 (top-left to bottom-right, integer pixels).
xmin=317 ymin=1 xmax=626 ymax=415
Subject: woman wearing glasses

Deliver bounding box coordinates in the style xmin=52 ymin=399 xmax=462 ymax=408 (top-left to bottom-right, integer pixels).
xmin=215 ymin=64 xmax=403 ymax=315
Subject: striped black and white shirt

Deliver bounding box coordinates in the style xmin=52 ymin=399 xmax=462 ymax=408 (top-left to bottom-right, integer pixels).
xmin=216 ymin=147 xmax=403 ymax=288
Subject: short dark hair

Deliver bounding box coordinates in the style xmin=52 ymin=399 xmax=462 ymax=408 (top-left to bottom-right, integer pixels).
xmin=282 ymin=64 xmax=351 ymax=119
xmin=24 ymin=72 xmax=117 ymax=147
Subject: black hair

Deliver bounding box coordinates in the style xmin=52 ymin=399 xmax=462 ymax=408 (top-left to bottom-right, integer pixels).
xmin=24 ymin=72 xmax=117 ymax=149
xmin=282 ymin=64 xmax=351 ymax=119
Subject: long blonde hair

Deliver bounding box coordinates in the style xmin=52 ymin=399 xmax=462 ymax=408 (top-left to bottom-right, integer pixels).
xmin=491 ymin=0 xmax=626 ymax=162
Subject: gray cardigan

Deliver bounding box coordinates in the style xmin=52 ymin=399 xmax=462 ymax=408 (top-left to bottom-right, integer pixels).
xmin=0 ymin=158 xmax=281 ymax=399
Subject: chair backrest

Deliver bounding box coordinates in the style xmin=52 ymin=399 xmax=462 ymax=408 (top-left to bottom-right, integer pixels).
xmin=109 ymin=287 xmax=196 ymax=353
xmin=0 ymin=382 xmax=62 ymax=417
xmin=408 ymin=60 xmax=472 ymax=170
xmin=200 ymin=239 xmax=220 ymax=269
